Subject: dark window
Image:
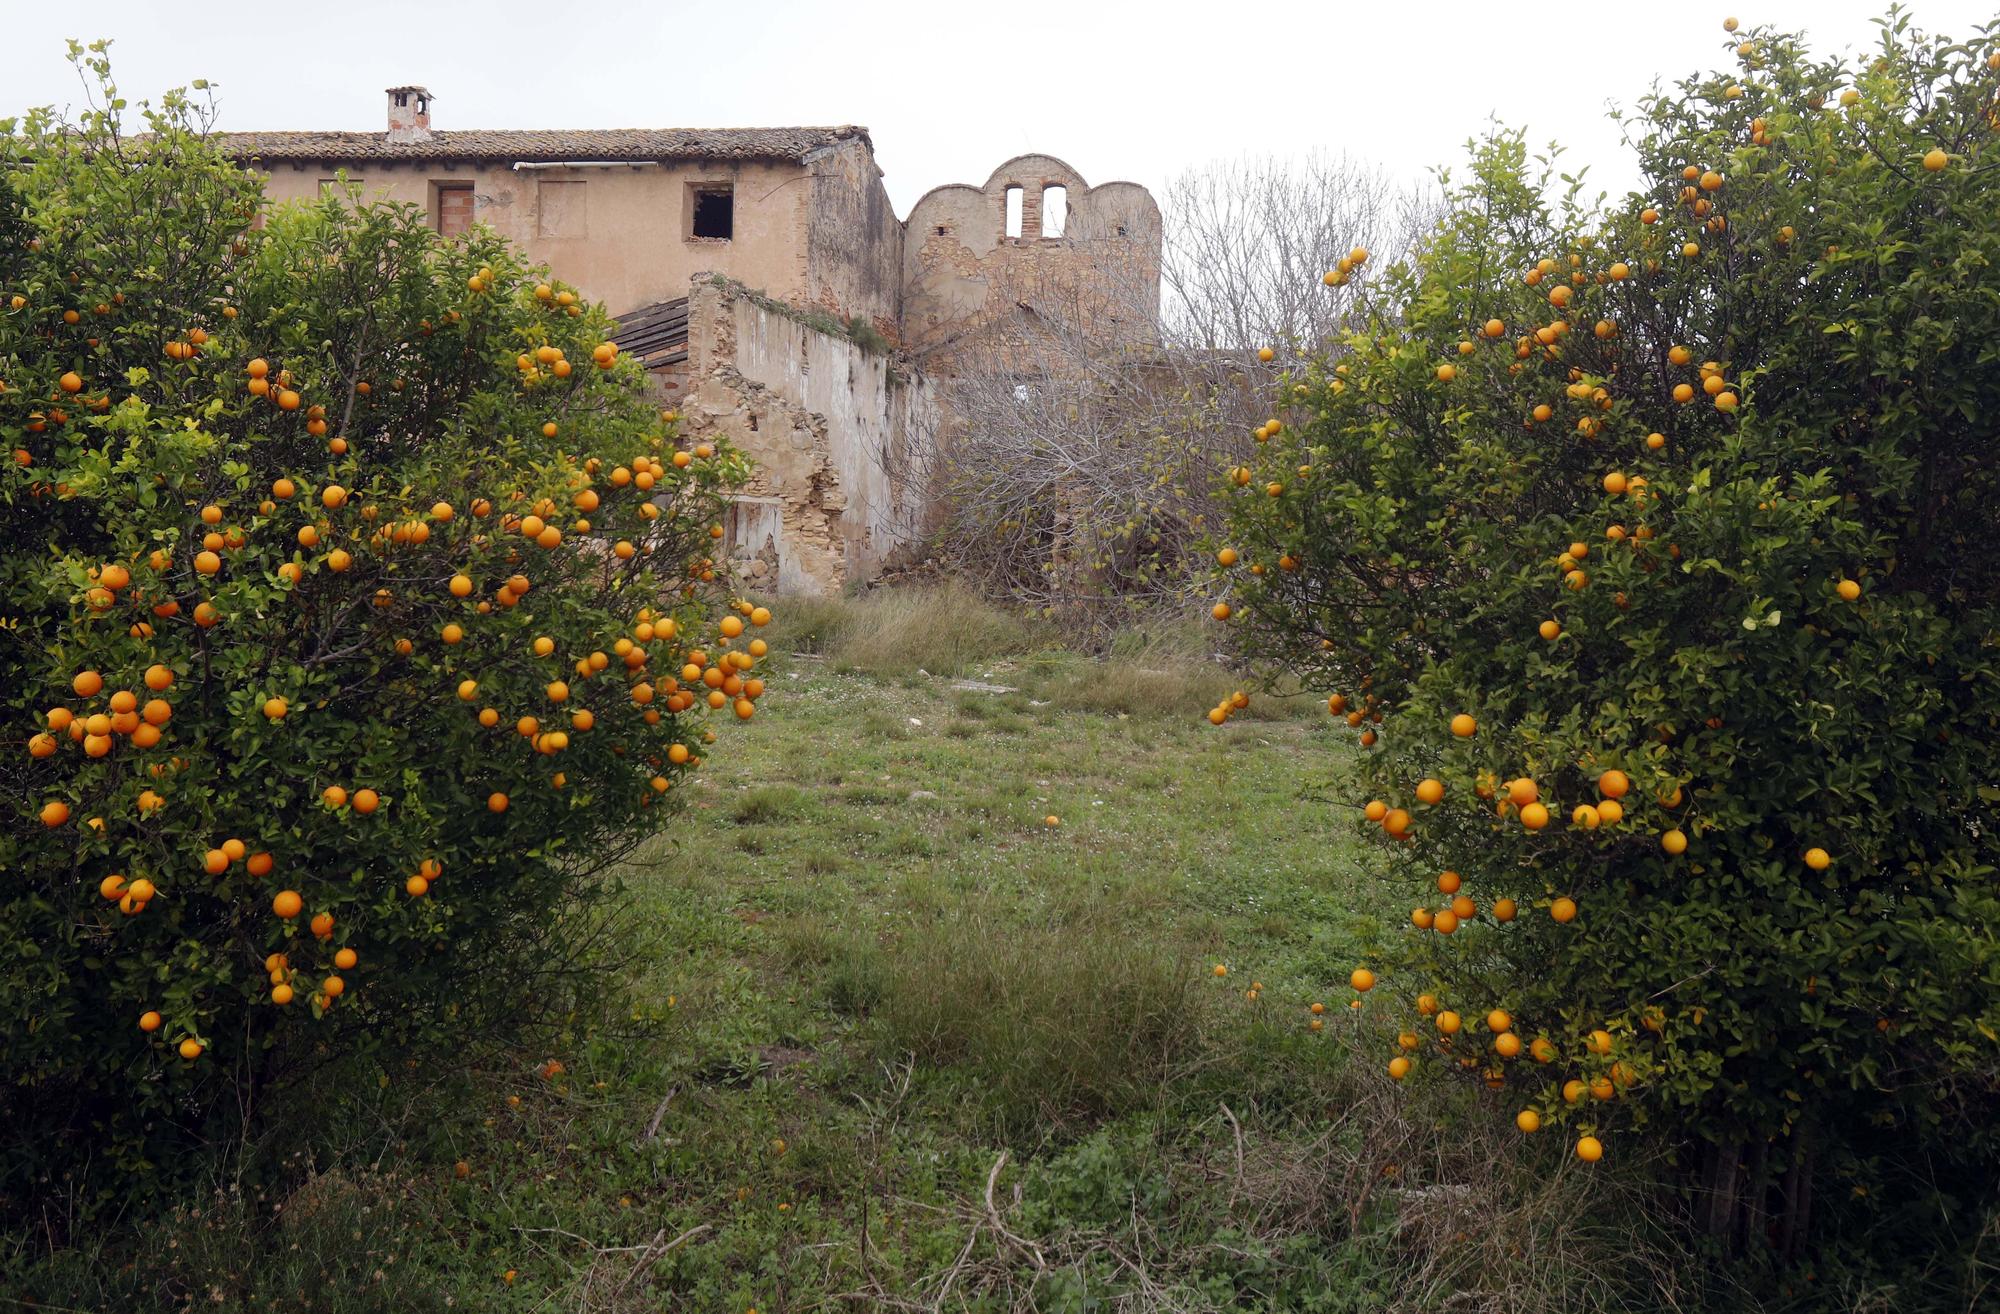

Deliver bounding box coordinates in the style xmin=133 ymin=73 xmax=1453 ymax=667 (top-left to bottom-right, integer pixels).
xmin=436 ymin=182 xmax=474 ymax=237
xmin=935 ymin=225 xmax=948 ymax=236
xmin=691 ymin=187 xmax=734 ymax=240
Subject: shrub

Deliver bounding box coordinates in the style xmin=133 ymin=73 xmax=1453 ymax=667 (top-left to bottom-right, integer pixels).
xmin=1215 ymin=14 xmax=2000 ymax=1262
xmin=0 ymin=48 xmax=770 ymax=1219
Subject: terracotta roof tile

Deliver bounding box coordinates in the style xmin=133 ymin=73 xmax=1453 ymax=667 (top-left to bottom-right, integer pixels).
xmin=215 ymin=126 xmax=870 ymax=164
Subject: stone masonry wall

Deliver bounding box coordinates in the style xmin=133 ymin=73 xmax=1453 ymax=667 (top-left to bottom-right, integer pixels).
xmin=900 ymin=153 xmax=1163 ymax=370
xmin=672 ymin=279 xmax=935 ymax=595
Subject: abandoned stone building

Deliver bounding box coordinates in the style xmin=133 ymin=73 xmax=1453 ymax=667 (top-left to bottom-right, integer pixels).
xmin=220 ymin=86 xmax=1161 ymax=594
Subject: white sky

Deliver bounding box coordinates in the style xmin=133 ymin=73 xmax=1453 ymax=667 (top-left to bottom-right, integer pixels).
xmin=5 ymin=1 xmax=1995 ymax=216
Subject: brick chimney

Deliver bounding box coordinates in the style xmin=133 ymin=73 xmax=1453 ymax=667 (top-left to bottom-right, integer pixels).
xmin=386 ymin=86 xmax=433 ymax=144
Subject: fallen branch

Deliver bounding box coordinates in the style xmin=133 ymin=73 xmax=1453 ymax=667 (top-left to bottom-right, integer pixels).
xmin=641 ymin=1086 xmax=678 ymax=1143
xmin=983 ymin=1151 xmax=1048 ymax=1273
xmin=606 ymin=1223 xmax=711 ymax=1302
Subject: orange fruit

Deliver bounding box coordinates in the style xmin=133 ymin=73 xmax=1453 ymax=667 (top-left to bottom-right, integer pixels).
xmin=273 ymin=889 xmax=303 ymax=919
xmin=1576 ymin=1136 xmax=1603 ymax=1162
xmin=352 ymin=788 xmax=379 ymax=814
xmin=1350 ymin=968 xmax=1376 ymax=993
xmin=1415 ymin=778 xmax=1444 ymax=806
xmin=1516 ymin=1109 xmax=1541 ymax=1133
xmin=178 ymin=1038 xmax=204 ymax=1061
xmin=1550 ymin=896 xmax=1578 ymax=923
xmin=139 ymin=1010 xmax=162 ymax=1032
xmin=1804 ymin=847 xmax=1831 ymax=871
xmin=1449 ymin=713 xmax=1477 ymax=738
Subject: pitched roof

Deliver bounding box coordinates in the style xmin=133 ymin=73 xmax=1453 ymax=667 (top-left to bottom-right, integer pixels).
xmin=214 ymin=126 xmax=870 ymax=165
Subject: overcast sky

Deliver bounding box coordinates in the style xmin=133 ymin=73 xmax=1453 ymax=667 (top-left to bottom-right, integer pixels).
xmin=6 ymin=1 xmax=1995 ymax=215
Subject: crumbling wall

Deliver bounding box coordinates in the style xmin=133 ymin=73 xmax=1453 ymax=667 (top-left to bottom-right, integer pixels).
xmin=804 ymin=138 xmax=904 ymax=336
xmin=673 ymin=279 xmax=935 ymax=596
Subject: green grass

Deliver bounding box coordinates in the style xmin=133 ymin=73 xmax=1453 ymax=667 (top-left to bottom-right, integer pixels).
xmin=7 ymin=592 xmax=1707 ymax=1313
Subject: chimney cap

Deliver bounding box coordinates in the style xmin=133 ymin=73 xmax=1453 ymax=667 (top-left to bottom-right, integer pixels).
xmin=386 ymin=85 xmax=433 ymax=98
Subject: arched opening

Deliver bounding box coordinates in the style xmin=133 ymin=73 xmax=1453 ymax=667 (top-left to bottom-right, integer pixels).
xmin=1004 ymin=185 xmax=1024 ymax=239
xmin=1041 ymin=185 xmax=1067 ymax=238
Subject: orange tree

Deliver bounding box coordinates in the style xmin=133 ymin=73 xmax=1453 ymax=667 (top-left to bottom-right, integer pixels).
xmin=1213 ymin=16 xmax=2000 ymax=1260
xmin=0 ymin=48 xmax=768 ymax=1217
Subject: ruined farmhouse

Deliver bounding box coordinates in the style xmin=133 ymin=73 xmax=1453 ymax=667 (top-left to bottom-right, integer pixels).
xmin=218 ymin=87 xmax=1162 ymax=594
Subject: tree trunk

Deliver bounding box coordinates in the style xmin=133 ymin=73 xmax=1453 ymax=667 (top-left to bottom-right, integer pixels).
xmin=1741 ymin=1137 xmax=1772 ymax=1254
xmin=1777 ymin=1127 xmax=1815 ymax=1262
xmin=1702 ymin=1138 xmax=1744 ymax=1245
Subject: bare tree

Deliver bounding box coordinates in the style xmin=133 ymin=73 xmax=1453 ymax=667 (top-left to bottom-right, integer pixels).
xmin=925 ymin=154 xmax=1435 ymax=629
xmin=1161 ymin=151 xmax=1434 ymax=353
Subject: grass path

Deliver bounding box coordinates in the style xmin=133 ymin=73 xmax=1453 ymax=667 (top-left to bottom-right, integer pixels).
xmin=306 ymin=656 xmax=1393 ymax=1311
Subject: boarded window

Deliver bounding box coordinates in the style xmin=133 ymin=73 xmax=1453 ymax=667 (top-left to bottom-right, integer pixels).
xmin=536 ymin=181 xmax=586 ymax=238
xmin=1041 ymin=185 xmax=1067 ymax=238
xmin=690 ymin=186 xmax=733 ymax=240
xmin=435 ymin=182 xmax=474 ymax=236
xmin=1004 ymin=185 xmax=1023 ymax=239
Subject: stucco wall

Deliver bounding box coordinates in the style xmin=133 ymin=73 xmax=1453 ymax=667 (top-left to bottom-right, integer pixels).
xmin=254 ymin=158 xmax=817 ymax=316
xmin=673 ymin=280 xmax=934 ymax=595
